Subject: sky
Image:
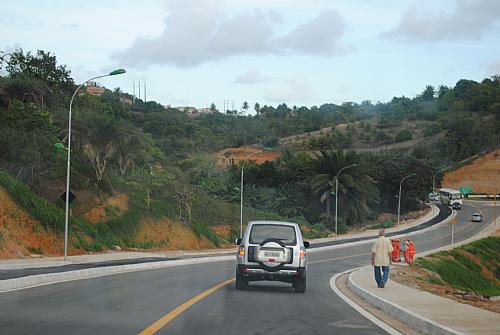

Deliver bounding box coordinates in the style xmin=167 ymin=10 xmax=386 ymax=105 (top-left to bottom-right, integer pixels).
xmin=1 ymin=0 xmax=500 ymax=110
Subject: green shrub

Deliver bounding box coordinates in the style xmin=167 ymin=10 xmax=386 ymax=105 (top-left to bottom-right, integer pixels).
xmin=395 ymin=129 xmax=413 ymax=142
xmin=423 ymin=124 xmax=442 ymax=137
xmin=27 ymin=246 xmax=43 ymax=254
xmin=381 ymin=219 xmax=395 ymax=229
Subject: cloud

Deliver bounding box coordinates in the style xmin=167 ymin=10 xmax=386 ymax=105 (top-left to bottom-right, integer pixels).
xmin=265 ymin=76 xmax=312 ymax=103
xmin=383 ymin=0 xmax=500 ymax=42
xmin=486 ymin=60 xmax=500 ymax=75
xmin=233 ymin=69 xmax=271 ymax=84
xmin=277 ymin=10 xmax=350 ymax=55
xmin=113 ymin=0 xmax=348 ymax=68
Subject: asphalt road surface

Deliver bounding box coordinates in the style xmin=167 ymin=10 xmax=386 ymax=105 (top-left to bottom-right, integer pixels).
xmin=0 ymin=202 xmax=493 ymax=335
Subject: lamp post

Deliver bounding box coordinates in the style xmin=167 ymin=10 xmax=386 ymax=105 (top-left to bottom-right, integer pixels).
xmin=397 ymin=173 xmax=416 ymax=227
xmin=334 ymin=164 xmax=357 ymax=238
xmin=432 ymin=167 xmax=448 ymax=194
xmin=239 ymin=148 xmax=271 ymax=238
xmin=63 ymin=69 xmax=126 ymax=260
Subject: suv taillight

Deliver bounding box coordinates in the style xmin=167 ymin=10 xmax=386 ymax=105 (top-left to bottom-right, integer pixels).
xmin=238 ymin=247 xmax=245 ymax=256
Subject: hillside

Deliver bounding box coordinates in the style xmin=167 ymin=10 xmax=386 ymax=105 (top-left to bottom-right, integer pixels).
xmin=0 ymin=187 xmax=62 ymax=258
xmin=443 ymin=148 xmax=500 ymax=194
xmin=1 ymin=49 xmax=499 ymax=258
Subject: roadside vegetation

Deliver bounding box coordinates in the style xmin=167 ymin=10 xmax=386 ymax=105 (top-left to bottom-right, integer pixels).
xmin=0 ymin=49 xmax=499 ymax=255
xmin=416 ymin=237 xmax=500 ymax=296
xmin=393 ymin=235 xmax=500 ymax=313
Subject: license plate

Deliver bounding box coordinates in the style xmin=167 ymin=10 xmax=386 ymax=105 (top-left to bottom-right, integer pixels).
xmin=264 ymin=252 xmax=281 ymax=258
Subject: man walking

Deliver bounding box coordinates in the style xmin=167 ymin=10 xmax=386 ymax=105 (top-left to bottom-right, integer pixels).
xmin=371 ymin=229 xmax=393 ymax=288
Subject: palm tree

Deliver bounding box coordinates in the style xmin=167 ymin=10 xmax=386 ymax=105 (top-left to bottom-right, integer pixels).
xmin=254 ymin=102 xmax=261 ymax=115
xmin=309 ymin=149 xmax=376 ymax=228
xmin=242 ymin=101 xmax=249 ymax=115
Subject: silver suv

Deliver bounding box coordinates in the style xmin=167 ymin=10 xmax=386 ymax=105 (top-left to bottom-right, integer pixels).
xmin=235 ymin=220 xmax=309 ymax=293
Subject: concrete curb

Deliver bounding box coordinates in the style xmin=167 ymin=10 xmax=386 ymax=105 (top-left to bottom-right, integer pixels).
xmin=329 ymin=269 xmax=403 ymax=335
xmin=0 ymin=255 xmax=233 ymax=293
xmin=347 ymin=268 xmax=465 ymax=335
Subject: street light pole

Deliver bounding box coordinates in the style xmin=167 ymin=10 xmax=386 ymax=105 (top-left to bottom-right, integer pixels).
xmin=397 ymin=173 xmax=416 ymax=227
xmin=63 ymin=69 xmax=126 ymax=261
xmin=334 ymin=164 xmax=357 ymax=238
xmin=432 ymin=167 xmax=448 ymax=194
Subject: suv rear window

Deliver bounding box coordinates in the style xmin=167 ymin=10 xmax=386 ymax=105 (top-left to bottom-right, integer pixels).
xmin=249 ymin=224 xmax=297 ymax=245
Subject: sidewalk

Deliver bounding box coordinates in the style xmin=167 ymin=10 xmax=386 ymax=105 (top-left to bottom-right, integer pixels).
xmin=349 ymin=266 xmax=500 ymax=335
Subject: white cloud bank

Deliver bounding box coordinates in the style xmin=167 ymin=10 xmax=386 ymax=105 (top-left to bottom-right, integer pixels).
xmin=113 ymin=0 xmax=349 ymax=68
xmin=383 ymin=0 xmax=500 ymax=42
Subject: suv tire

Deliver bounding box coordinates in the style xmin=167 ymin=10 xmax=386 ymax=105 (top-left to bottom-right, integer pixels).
xmin=293 ymin=275 xmax=306 ymax=293
xmin=235 ymin=273 xmax=248 ymax=290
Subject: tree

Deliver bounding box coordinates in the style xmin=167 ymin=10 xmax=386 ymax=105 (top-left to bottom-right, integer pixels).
xmin=210 ymin=102 xmax=216 ymax=112
xmin=421 ymin=85 xmax=435 ymax=101
xmin=309 ymin=149 xmax=377 ymax=227
xmin=254 ymin=102 xmax=261 ymax=115
xmin=242 ymin=101 xmax=249 ymax=115
xmin=6 ymin=49 xmax=74 ymax=94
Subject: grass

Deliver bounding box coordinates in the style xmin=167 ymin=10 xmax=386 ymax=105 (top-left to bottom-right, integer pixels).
xmin=191 ymin=221 xmax=224 ymax=247
xmin=415 ymin=236 xmax=500 ymax=296
xmin=0 ymin=170 xmax=65 ymax=233
xmin=27 ymin=246 xmax=43 ymax=254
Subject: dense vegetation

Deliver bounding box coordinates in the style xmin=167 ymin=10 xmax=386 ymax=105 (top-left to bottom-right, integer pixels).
xmin=0 ymin=49 xmax=499 ymax=251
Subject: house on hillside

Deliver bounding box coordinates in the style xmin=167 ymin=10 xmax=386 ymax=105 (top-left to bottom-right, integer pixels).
xmin=84 ymin=82 xmax=105 ymax=96
xmin=175 ymin=106 xmax=219 ymax=117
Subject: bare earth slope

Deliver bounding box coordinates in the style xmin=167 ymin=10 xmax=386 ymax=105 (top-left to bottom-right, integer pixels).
xmin=443 ymin=148 xmax=500 ymax=194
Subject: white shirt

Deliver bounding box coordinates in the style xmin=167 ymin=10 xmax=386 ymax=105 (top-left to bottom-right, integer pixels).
xmin=371 ymin=236 xmax=394 ymax=266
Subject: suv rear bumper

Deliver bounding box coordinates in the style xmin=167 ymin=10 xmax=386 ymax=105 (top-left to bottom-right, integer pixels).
xmin=237 ymin=264 xmax=305 ymax=282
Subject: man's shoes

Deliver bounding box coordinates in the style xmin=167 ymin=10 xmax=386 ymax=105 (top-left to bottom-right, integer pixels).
xmin=377 ymin=284 xmax=384 ymax=288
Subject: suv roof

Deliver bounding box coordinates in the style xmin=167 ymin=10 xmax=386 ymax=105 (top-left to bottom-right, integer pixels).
xmin=248 ymin=220 xmax=299 ymax=227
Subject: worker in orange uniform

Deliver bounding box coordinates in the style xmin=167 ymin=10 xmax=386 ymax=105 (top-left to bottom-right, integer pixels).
xmin=391 ymin=238 xmax=401 ymax=263
xmin=403 ymin=239 xmax=416 ymax=263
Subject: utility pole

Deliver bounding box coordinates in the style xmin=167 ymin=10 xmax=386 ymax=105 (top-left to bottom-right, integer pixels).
xmin=132 ymin=82 xmax=136 ymax=104
xmin=138 ymin=81 xmax=141 ymax=101
xmin=144 ymin=81 xmax=147 ymax=103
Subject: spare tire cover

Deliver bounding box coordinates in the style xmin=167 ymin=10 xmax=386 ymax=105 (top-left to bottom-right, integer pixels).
xmin=257 ymin=238 xmax=287 ymax=272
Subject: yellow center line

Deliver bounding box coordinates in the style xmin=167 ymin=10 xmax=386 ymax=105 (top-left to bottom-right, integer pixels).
xmin=138 ymin=278 xmax=235 ymax=335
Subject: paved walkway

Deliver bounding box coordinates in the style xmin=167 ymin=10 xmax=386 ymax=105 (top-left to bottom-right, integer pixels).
xmin=351 ymin=260 xmax=500 ymax=335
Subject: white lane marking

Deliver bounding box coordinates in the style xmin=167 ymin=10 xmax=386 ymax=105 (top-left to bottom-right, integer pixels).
xmin=329 ymin=269 xmax=403 ymax=335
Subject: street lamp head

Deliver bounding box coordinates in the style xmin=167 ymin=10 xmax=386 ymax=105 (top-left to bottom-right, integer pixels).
xmin=109 ymin=68 xmax=126 ymax=76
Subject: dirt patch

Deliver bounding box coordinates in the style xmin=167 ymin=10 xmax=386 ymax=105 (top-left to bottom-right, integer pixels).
xmin=392 ymin=264 xmax=500 ymax=314
xmin=132 ymin=218 xmax=216 ymax=251
xmin=83 ymin=193 xmax=129 ymax=223
xmin=214 ymin=146 xmax=281 ymax=169
xmin=443 ymin=148 xmax=500 ymax=194
xmin=211 ymin=225 xmax=234 ymax=241
xmin=0 ymin=187 xmax=62 ymax=258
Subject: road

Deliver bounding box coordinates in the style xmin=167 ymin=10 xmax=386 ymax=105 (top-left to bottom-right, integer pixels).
xmin=0 ymin=202 xmax=494 ymax=335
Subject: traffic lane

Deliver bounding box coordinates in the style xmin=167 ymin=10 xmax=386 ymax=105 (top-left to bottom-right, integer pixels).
xmin=158 ymin=203 xmax=492 ymax=335
xmin=161 ymin=257 xmax=386 ymax=335
xmin=0 ymin=260 xmax=234 ymax=335
xmin=0 ymin=202 xmax=490 ymax=335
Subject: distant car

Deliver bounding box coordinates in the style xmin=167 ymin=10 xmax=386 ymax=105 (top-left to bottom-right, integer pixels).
xmin=235 ymin=220 xmax=309 ymax=293
xmin=428 ymin=192 xmax=440 ymax=202
xmin=471 ymin=213 xmax=482 ymax=222
xmin=452 ymin=202 xmax=462 ymax=210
